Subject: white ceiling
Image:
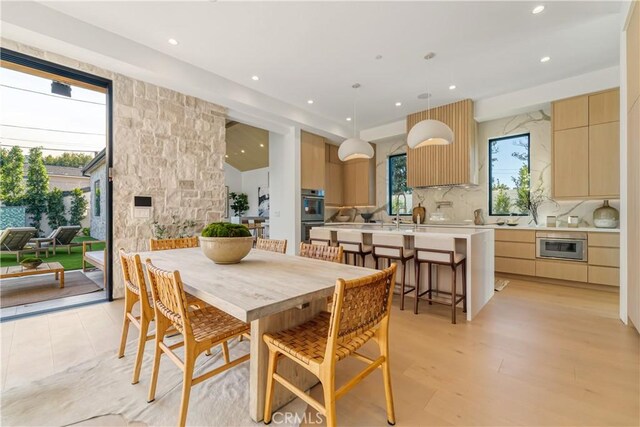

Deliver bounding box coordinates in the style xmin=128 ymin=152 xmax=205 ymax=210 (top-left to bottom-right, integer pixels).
xmin=32 ymin=1 xmax=624 ymax=130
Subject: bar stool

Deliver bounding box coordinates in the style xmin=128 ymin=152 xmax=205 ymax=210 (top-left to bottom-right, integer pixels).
xmin=309 ymin=228 xmax=333 ymax=246
xmin=372 ymin=234 xmax=415 ymax=311
xmin=414 ymin=234 xmax=467 ymax=323
xmin=336 ymin=230 xmax=371 ymax=266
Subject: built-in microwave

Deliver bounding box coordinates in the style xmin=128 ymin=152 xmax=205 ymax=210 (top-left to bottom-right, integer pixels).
xmin=536 ymin=232 xmax=587 ymax=262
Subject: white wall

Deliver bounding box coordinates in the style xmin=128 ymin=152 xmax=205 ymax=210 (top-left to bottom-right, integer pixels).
xmin=224 ymin=164 xmax=242 ymax=195
xmin=268 ymin=128 xmax=300 ymax=254
xmin=224 ymin=164 xmax=269 ymax=217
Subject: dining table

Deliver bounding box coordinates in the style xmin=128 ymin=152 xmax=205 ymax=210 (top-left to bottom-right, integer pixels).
xmin=136 ymin=246 xmax=377 ymax=422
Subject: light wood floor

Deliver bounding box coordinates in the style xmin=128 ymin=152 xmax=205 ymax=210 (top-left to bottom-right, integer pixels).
xmin=1 ymin=279 xmax=638 ymax=426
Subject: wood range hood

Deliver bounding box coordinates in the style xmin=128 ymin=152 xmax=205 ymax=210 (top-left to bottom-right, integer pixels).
xmin=406 ymin=99 xmax=478 ymax=188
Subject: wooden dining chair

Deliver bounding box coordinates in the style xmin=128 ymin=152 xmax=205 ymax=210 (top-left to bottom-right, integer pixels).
xmin=118 ymin=249 xmax=208 ymax=385
xmin=263 ymin=264 xmax=398 ymax=427
xmin=149 ymin=236 xmax=199 ymax=251
xmin=298 ymin=242 xmax=343 ymax=263
xmin=145 ymin=260 xmax=251 ymax=427
xmin=255 ymin=237 xmax=287 ymax=254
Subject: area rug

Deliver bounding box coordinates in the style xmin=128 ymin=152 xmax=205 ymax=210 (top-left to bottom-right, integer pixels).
xmin=495 ymin=278 xmax=510 ymax=292
xmin=1 ymin=338 xmax=306 ymax=426
xmin=0 ymin=270 xmax=102 ymax=308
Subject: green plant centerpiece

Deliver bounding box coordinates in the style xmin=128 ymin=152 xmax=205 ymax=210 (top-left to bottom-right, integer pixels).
xmin=199 ymin=222 xmax=253 ymax=264
xmin=21 ymin=257 xmax=43 ymax=270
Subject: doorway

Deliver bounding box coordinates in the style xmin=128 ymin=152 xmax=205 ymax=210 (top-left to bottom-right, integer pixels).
xmin=0 ymin=49 xmax=113 ymax=320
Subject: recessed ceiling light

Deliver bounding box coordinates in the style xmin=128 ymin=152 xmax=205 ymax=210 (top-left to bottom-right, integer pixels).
xmin=241 ymin=149 xmax=245 ymax=153
xmin=260 ymin=143 xmax=264 ymax=147
xmin=346 ymin=117 xmax=352 ymax=121
xmin=168 ymin=38 xmax=179 ymax=46
xmin=251 ymin=75 xmax=259 ymax=81
xmin=395 ymin=102 xmax=402 ymax=107
xmin=532 ymin=5 xmax=545 ymax=14
xmin=449 ymin=85 xmax=457 ymax=90
xmin=307 ymin=99 xmax=314 ymax=104
xmin=540 ymin=56 xmax=551 ymax=63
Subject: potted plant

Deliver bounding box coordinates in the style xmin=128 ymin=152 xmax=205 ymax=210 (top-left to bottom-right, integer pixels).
xmin=199 ymin=222 xmax=253 ymax=264
xmin=229 ymin=192 xmax=249 ymax=224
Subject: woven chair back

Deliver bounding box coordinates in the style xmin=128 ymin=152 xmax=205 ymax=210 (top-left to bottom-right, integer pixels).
xmin=149 ymin=236 xmax=199 ymax=251
xmin=119 ymin=249 xmax=152 ymax=315
xmin=145 ymin=260 xmax=191 ymax=335
xmin=256 ymin=237 xmax=287 ymax=254
xmin=329 ymin=264 xmax=396 ymax=342
xmin=298 ymin=242 xmax=343 ymax=263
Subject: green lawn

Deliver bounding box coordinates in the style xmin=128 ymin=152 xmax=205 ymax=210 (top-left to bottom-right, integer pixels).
xmin=0 ymin=236 xmax=105 ymax=271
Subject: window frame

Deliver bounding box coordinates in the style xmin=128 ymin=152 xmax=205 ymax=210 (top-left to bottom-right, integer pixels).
xmin=488 ymin=132 xmax=531 ymax=217
xmin=387 ymin=153 xmax=412 ymax=216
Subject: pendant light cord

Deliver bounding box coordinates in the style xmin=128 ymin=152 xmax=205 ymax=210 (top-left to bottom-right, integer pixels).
xmin=352 ymin=83 xmax=360 ymax=138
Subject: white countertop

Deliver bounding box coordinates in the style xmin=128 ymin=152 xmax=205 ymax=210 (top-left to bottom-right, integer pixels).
xmin=324 ymin=222 xmax=620 ymax=233
xmin=321 ymin=224 xmax=493 ymax=238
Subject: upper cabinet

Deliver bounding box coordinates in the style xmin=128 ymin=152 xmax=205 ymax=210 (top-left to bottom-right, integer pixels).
xmin=406 ymin=99 xmax=477 ymax=187
xmin=301 ymin=131 xmax=326 ymax=190
xmin=552 ymin=88 xmax=620 ymax=199
xmin=324 ymin=142 xmax=376 ymax=207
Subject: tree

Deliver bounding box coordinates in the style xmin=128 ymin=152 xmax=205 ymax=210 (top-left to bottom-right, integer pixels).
xmin=47 ymin=188 xmax=67 ymax=230
xmin=0 ymin=146 xmax=26 ymax=206
xmin=43 ymin=152 xmax=94 ymax=168
xmin=512 ymin=164 xmax=531 ymax=214
xmin=25 ymin=147 xmax=50 ymax=232
xmin=493 ymin=188 xmax=511 ymax=214
xmin=68 ymin=188 xmax=88 ymax=225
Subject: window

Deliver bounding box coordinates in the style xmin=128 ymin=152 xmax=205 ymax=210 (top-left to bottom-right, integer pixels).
xmin=94 ymin=180 xmax=101 ymax=217
xmin=388 ymin=154 xmax=412 ymax=215
xmin=489 ymin=133 xmax=530 ymax=216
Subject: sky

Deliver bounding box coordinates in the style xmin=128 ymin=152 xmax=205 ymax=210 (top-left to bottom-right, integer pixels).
xmin=0 ymin=67 xmax=106 ymax=158
xmin=490 ymin=134 xmax=528 ymax=189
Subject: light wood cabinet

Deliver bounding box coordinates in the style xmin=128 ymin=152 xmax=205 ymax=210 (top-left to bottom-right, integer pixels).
xmin=494 ymin=229 xmax=536 ymax=276
xmin=588 ymin=266 xmax=620 ymax=287
xmin=496 ymin=257 xmax=536 ymax=276
xmin=301 ymin=131 xmax=325 ymax=190
xmin=553 ymin=127 xmax=590 ymax=198
xmin=589 ymin=90 xmax=620 ymax=125
xmin=495 ymin=229 xmax=535 ymax=243
xmin=587 ymin=232 xmax=620 ymax=286
xmin=588 ymin=247 xmax=620 ymax=268
xmin=324 ymin=144 xmax=343 ymax=206
xmin=406 ymin=99 xmax=476 ymax=187
xmin=553 ymin=95 xmax=588 ymax=131
xmin=495 ymin=241 xmax=535 ymax=259
xmin=342 ymin=157 xmax=376 ymax=206
xmin=587 ymin=232 xmax=619 ymax=247
xmin=536 ymin=260 xmax=588 ymax=282
xmin=589 ymin=121 xmax=620 ymax=197
xmin=551 ymin=88 xmax=620 ymax=199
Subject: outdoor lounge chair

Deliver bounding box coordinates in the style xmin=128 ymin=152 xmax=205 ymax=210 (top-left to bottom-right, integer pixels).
xmin=0 ymin=227 xmax=45 ymax=262
xmin=44 ymin=225 xmax=82 ymax=255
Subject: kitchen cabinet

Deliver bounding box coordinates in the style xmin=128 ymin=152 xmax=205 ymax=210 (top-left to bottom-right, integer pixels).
xmin=324 ymin=144 xmax=343 ymax=206
xmin=551 ymin=88 xmax=620 ymax=199
xmin=342 ymin=157 xmax=376 ymax=206
xmin=406 ymin=99 xmax=477 ymax=187
xmin=494 ymin=229 xmax=536 ymax=277
xmin=553 ymin=127 xmax=590 ymax=198
xmin=301 ymin=131 xmax=325 ymax=190
xmin=552 ymin=95 xmax=588 ymax=131
xmin=587 ymin=232 xmax=620 ymax=286
xmin=536 ymin=260 xmax=588 ymax=282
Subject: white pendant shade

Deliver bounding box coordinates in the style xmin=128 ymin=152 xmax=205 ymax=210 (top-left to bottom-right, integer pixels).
xmin=407 ymin=119 xmax=454 ymax=149
xmin=338 ymin=137 xmax=374 ymax=161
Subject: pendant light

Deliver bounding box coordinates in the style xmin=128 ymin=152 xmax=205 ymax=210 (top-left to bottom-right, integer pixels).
xmin=338 ymin=83 xmax=374 ymax=161
xmin=407 ymin=53 xmax=454 ymax=149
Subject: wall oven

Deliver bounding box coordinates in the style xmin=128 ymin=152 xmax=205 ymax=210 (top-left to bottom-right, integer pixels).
xmin=536 ymin=232 xmax=587 ymax=262
xmin=301 ymin=189 xmax=324 ymax=222
xmin=301 ymin=221 xmax=325 ymax=243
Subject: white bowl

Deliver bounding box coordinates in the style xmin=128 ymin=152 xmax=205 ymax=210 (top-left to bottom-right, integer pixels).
xmin=335 ymin=215 xmax=351 ymax=222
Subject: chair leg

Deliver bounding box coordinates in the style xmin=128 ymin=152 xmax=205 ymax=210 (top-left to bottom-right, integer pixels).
xmin=131 ymin=313 xmax=150 ymax=384
xmin=451 ymin=265 xmax=457 ymax=324
xmin=427 ymin=264 xmax=433 ymax=305
xmin=462 ymin=261 xmax=467 ymax=313
xmin=263 ymin=350 xmax=278 ymax=424
xmin=400 ymin=260 xmax=407 ymax=311
xmin=117 ymin=292 xmax=136 ymax=358
xmin=377 ymin=335 xmax=396 ymax=425
xmin=414 ymin=261 xmax=420 ymax=314
xmin=321 ymin=374 xmax=336 ymax=427
xmin=177 ymin=346 xmax=196 ymax=427
xmin=222 ymin=341 xmax=230 ymax=364
xmin=147 ymin=318 xmax=170 ymax=403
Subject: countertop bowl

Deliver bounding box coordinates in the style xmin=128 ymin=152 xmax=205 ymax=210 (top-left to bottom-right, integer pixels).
xmin=199 ymin=236 xmax=253 ymax=264
xmin=335 ymin=215 xmax=351 ymax=222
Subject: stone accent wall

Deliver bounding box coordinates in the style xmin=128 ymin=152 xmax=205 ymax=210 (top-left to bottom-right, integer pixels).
xmin=1 ymin=39 xmax=227 ymax=297
xmin=89 ymin=163 xmax=107 ymax=241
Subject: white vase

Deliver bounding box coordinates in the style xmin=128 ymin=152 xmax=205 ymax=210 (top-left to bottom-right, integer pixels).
xmin=230 ymin=216 xmax=241 ymax=224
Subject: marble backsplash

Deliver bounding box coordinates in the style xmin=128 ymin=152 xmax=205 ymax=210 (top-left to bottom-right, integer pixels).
xmin=328 ymin=107 xmax=620 ymax=228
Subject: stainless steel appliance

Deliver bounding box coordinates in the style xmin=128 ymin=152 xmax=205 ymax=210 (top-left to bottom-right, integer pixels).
xmin=301 ymin=221 xmax=325 ymax=243
xmin=301 ymin=189 xmax=325 ymax=242
xmin=536 ymin=232 xmax=587 ymax=262
xmin=301 ymin=189 xmax=324 ymax=222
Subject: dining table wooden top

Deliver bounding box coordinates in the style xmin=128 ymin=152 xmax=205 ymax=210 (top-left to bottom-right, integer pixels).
xmin=137 ymin=247 xmax=377 ymax=323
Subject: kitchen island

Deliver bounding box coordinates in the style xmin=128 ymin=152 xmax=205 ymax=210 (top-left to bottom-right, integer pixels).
xmin=318 ymin=224 xmax=495 ymax=321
